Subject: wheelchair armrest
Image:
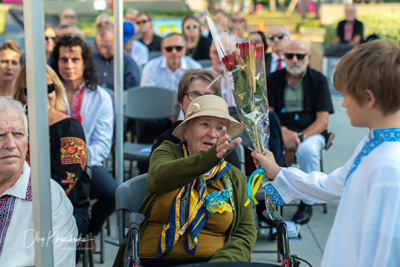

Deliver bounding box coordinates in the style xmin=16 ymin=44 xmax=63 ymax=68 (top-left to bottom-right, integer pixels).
xmin=118 ymin=210 xmax=145 ymax=245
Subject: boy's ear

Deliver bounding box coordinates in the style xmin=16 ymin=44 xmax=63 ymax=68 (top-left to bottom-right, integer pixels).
xmin=364 ymin=89 xmax=376 ymax=109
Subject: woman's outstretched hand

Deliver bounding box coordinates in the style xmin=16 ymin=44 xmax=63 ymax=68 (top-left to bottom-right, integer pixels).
xmin=251 ymin=149 xmax=281 ymax=180
xmin=216 ymin=127 xmax=242 ymax=159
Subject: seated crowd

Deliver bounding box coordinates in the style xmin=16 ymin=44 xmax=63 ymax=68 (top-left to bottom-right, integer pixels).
xmin=0 ymin=4 xmax=374 ymax=266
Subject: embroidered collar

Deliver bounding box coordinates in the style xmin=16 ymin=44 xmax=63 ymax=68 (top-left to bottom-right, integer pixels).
xmin=0 ymin=167 xmax=32 ymax=256
xmin=370 ymin=127 xmax=400 ymax=142
xmin=345 ymin=127 xmax=400 ymax=184
xmin=1 ymin=162 xmax=32 ymax=200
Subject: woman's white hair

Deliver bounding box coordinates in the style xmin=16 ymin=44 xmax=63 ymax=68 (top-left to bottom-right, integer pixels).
xmin=0 ymin=97 xmax=29 ymax=135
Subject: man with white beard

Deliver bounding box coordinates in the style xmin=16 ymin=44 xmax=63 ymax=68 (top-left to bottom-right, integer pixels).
xmin=267 ymin=39 xmax=334 ymax=225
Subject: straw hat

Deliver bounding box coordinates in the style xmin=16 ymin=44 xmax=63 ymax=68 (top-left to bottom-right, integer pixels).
xmin=172 ymin=95 xmax=243 ymax=140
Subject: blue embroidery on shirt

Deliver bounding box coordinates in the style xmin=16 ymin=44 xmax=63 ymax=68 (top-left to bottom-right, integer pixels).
xmin=345 ymin=128 xmax=400 ymax=185
xmin=263 ymin=183 xmax=286 ymax=205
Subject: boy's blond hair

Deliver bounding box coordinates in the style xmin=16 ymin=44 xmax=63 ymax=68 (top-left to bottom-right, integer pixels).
xmin=333 ymin=40 xmax=400 ymax=115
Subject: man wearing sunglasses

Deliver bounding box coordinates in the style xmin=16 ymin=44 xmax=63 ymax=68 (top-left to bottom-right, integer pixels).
xmin=139 ymin=33 xmax=201 ymax=146
xmin=136 ymin=12 xmax=162 ymax=52
xmin=59 ymin=8 xmax=84 ymax=38
xmin=267 ymin=39 xmax=334 ymax=225
xmin=265 ymin=25 xmax=290 ymax=76
xmin=141 ymin=33 xmax=201 ymax=91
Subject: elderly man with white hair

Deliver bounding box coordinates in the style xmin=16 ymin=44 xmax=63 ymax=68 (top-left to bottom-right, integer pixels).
xmin=331 ymin=4 xmax=364 ymax=45
xmin=0 ymin=98 xmax=77 ymax=266
xmin=267 ymin=39 xmax=334 ymax=225
xmin=265 ymin=24 xmax=291 ymax=76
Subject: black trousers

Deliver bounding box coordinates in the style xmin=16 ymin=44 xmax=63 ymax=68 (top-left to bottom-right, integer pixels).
xmin=89 ymin=165 xmax=118 ymax=235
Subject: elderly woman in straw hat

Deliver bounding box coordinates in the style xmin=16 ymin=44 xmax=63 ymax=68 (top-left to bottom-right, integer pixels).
xmin=114 ymin=95 xmax=257 ymax=266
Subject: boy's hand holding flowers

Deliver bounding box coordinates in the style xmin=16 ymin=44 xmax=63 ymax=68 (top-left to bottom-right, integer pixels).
xmin=251 ymin=149 xmax=281 ymax=180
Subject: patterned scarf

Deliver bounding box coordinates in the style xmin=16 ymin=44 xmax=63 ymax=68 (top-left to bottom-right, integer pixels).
xmin=158 ymin=143 xmax=231 ymax=256
xmin=0 ymin=175 xmax=32 ymax=256
xmin=69 ymin=82 xmax=86 ymax=124
xmin=345 ymin=128 xmax=400 ymax=185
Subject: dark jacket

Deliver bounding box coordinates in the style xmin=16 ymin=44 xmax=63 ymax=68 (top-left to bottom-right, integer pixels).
xmin=336 ymin=19 xmax=364 ymax=44
xmin=267 ymin=66 xmax=334 ymax=135
xmin=187 ymin=36 xmax=212 ymax=61
xmin=92 ymin=51 xmax=141 ymax=90
xmin=265 ymin=53 xmax=272 ymax=77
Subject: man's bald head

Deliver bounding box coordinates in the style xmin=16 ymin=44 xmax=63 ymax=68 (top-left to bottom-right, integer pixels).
xmin=345 ymin=4 xmax=357 ymax=22
xmin=284 ymin=39 xmax=310 ymax=75
xmin=61 ymin=8 xmax=78 ymax=26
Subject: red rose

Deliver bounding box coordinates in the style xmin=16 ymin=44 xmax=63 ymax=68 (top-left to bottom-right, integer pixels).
xmin=67 ymin=146 xmax=77 ymax=154
xmin=222 ymin=51 xmax=239 ymax=71
xmin=256 ymin=45 xmax=264 ymax=61
xmin=236 ymin=42 xmax=249 ymax=59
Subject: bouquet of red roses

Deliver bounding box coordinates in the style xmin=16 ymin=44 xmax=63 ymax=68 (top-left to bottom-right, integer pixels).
xmin=206 ymin=17 xmax=269 ymax=154
xmin=207 ymin=16 xmax=282 ymax=221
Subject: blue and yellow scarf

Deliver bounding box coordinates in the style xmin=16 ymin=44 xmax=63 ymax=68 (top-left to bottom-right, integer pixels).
xmin=158 ymin=143 xmax=231 ymax=256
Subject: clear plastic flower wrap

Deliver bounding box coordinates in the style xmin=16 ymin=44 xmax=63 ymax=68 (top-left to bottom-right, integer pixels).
xmin=206 ymin=16 xmax=282 ymax=221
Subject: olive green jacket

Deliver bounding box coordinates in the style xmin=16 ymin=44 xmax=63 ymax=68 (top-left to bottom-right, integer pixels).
xmin=113 ymin=141 xmax=257 ymax=266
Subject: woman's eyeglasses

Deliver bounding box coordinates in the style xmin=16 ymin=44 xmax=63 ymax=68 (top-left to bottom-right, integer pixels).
xmin=185 ymin=24 xmax=199 ymax=30
xmin=22 ymin=83 xmax=56 ymax=96
xmin=136 ymin=20 xmax=148 ymax=25
xmin=164 ymin=46 xmax=184 ymax=53
xmin=268 ymin=33 xmax=285 ymax=41
xmin=45 ymin=36 xmax=56 ymax=42
xmin=284 ymin=53 xmax=307 ymax=60
xmin=186 ymin=92 xmax=211 ymax=101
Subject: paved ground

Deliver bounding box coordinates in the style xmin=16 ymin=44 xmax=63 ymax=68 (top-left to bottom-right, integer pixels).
xmin=78 ymin=96 xmax=369 ymax=267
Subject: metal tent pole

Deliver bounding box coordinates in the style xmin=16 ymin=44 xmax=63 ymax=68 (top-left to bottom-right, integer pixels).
xmin=23 ymin=0 xmax=53 ymax=265
xmin=114 ymin=0 xmax=124 ymax=186
xmin=105 ymin=0 xmax=124 ymax=247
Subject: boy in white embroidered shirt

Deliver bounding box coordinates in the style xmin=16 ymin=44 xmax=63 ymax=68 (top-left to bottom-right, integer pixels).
xmin=251 ymin=40 xmax=400 ymax=267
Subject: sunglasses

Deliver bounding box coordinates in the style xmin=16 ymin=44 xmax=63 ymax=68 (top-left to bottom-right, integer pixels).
xmin=164 ymin=46 xmax=183 ymax=52
xmin=268 ymin=33 xmax=285 ymax=41
xmin=22 ymin=83 xmax=56 ymax=96
xmin=185 ymin=24 xmax=199 ymax=30
xmin=45 ymin=36 xmax=56 ymax=42
xmin=64 ymin=15 xmax=75 ymax=19
xmin=97 ymin=21 xmax=110 ymax=27
xmin=58 ymin=24 xmax=72 ymax=29
xmin=285 ymin=53 xmax=307 ymax=60
xmin=232 ymin=19 xmax=244 ymax=23
xmin=136 ymin=20 xmax=148 ymax=25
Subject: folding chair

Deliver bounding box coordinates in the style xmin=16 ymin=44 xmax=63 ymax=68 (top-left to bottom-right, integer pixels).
xmin=197 ymin=59 xmax=213 ymax=68
xmin=123 ymin=86 xmax=180 ymax=179
xmin=234 ymin=144 xmax=246 ymax=174
xmin=115 ymin=173 xmax=148 ymax=266
xmin=148 ymin=51 xmax=162 ymax=61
